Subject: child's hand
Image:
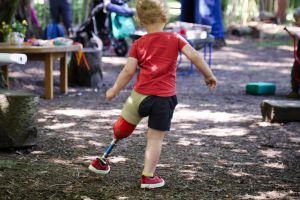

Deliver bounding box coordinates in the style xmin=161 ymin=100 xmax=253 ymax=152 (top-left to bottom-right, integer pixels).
xmin=204 ymin=75 xmax=217 ymax=91
xmin=106 ymin=87 xmax=118 ymax=101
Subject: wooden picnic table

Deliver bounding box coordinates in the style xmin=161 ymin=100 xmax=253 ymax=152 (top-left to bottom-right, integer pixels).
xmin=0 ymin=44 xmax=81 ymax=99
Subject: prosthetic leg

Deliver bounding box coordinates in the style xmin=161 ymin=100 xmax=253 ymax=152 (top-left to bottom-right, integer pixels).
xmin=98 ymin=116 xmax=136 ymax=164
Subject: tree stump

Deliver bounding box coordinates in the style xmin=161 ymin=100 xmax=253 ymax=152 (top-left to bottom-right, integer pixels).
xmin=261 ymin=100 xmax=300 ymax=123
xmin=0 ymin=89 xmax=39 ymax=148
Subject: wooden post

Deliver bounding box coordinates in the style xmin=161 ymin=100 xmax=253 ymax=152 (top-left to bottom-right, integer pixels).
xmin=60 ymin=53 xmax=68 ymax=94
xmin=276 ymin=0 xmax=288 ymax=24
xmin=44 ymin=53 xmax=53 ymax=99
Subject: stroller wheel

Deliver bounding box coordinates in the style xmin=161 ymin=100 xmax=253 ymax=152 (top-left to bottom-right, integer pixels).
xmin=114 ymin=39 xmax=128 ymax=57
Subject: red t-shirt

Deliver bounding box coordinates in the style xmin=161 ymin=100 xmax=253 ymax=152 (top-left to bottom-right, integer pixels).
xmin=129 ymin=32 xmax=188 ymax=96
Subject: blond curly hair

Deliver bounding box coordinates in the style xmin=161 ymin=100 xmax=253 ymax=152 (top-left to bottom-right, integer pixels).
xmin=135 ymin=0 xmax=169 ymax=25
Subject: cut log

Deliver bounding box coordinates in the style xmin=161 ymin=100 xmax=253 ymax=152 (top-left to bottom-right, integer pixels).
xmin=0 ymin=89 xmax=39 ymax=148
xmin=261 ymin=100 xmax=300 ymax=123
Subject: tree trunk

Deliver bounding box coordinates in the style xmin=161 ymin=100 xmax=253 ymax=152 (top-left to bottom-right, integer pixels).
xmin=276 ymin=0 xmax=288 ymax=24
xmin=0 ymin=89 xmax=39 ymax=148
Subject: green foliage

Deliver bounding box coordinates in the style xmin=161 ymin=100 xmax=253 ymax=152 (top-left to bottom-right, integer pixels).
xmin=34 ymin=1 xmax=50 ymax=28
xmin=11 ymin=20 xmax=27 ymax=35
xmin=27 ymin=0 xmax=300 ymax=30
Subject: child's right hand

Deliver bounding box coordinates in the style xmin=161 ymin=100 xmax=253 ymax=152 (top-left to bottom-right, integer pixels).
xmin=204 ymin=75 xmax=217 ymax=91
xmin=106 ymin=87 xmax=118 ymax=101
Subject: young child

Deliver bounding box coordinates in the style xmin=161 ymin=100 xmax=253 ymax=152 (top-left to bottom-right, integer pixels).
xmin=287 ymin=7 xmax=300 ymax=99
xmin=88 ymin=0 xmax=217 ymax=189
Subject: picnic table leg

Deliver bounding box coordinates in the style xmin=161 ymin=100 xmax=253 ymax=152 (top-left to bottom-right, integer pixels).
xmin=44 ymin=54 xmax=53 ymax=100
xmin=1 ymin=65 xmax=9 ymax=88
xmin=60 ymin=53 xmax=68 ymax=94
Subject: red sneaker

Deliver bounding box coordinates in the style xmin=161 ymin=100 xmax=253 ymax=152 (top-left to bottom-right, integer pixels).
xmin=140 ymin=175 xmax=165 ymax=189
xmin=88 ymin=158 xmax=110 ymax=175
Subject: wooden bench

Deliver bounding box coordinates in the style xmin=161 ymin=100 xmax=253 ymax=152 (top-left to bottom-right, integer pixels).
xmin=0 ymin=44 xmax=81 ymax=100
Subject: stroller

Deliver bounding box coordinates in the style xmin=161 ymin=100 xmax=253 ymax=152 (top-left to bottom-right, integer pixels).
xmin=72 ymin=0 xmax=135 ymax=56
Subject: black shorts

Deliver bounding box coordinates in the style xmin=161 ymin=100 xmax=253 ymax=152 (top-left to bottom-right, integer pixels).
xmin=138 ymin=95 xmax=178 ymax=131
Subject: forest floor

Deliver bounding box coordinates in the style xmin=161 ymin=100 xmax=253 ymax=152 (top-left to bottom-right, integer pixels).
xmin=0 ymin=33 xmax=300 ymax=200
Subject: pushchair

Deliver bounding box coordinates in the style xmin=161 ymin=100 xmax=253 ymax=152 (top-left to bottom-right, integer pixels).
xmin=72 ymin=0 xmax=135 ymax=56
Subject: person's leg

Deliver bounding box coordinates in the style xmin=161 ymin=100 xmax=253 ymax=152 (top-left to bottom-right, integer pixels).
xmin=180 ymin=0 xmax=195 ymax=23
xmin=61 ymin=0 xmax=73 ymax=33
xmin=142 ymin=128 xmax=165 ymax=175
xmin=289 ymin=61 xmax=300 ymax=97
xmin=141 ymin=128 xmax=166 ymax=189
xmin=88 ymin=90 xmax=146 ymax=174
xmin=195 ymin=0 xmax=226 ymax=48
xmin=49 ymin=0 xmax=60 ymax=24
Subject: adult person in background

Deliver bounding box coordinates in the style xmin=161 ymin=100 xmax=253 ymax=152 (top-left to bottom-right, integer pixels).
xmin=180 ymin=0 xmax=226 ymax=49
xmin=287 ymin=7 xmax=300 ymax=99
xmin=49 ymin=0 xmax=73 ymax=36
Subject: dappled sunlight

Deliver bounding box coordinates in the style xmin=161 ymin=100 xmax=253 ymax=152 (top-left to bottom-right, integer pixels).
xmin=45 ymin=122 xmax=76 ymax=130
xmin=244 ymin=61 xmax=289 ymax=68
xmin=255 ymin=122 xmax=273 ymax=127
xmin=102 ymin=56 xmax=127 ymax=65
xmin=46 ymin=108 xmax=120 ymax=118
xmin=87 ymin=140 xmax=106 ymax=147
xmin=177 ymin=123 xmax=193 ymax=129
xmin=277 ymin=45 xmax=293 ymax=51
xmin=75 ymin=155 xmax=96 ymax=163
xmin=190 ymin=127 xmax=249 ymax=137
xmin=157 ymin=163 xmax=171 ymax=168
xmin=31 ymin=150 xmax=46 ymax=155
xmin=231 ymin=149 xmax=248 ymax=154
xmin=10 ymin=71 xmax=38 ymax=78
xmin=117 ymin=196 xmax=129 ymax=200
xmin=179 ymin=166 xmax=198 ymax=180
xmin=226 ymin=39 xmax=243 ymax=45
xmin=66 ymin=136 xmax=84 ymax=141
xmin=177 ymin=137 xmax=204 ymax=146
xmin=51 ymin=159 xmax=73 ymax=166
xmin=223 ymin=51 xmax=247 ymax=59
xmin=228 ymin=170 xmax=251 ymax=177
xmin=289 ymin=137 xmax=300 ymax=143
xmin=259 ymin=149 xmax=282 ymax=158
xmin=213 ymin=64 xmax=246 ymax=71
xmin=173 ymin=108 xmax=250 ymax=123
xmin=263 ymin=162 xmax=286 ymax=169
xmin=65 ymin=130 xmax=101 ymax=138
xmin=76 ymin=155 xmax=128 ymax=164
xmin=220 ymin=141 xmax=235 ymax=145
xmin=52 ymin=109 xmax=99 ymax=117
xmin=108 ymin=156 xmax=128 ymax=163
xmin=91 ymin=118 xmax=115 ymax=123
xmin=241 ymin=191 xmax=295 ymax=200
xmin=74 ymin=144 xmax=88 ymax=149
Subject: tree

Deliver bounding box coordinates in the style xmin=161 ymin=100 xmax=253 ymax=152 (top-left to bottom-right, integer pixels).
xmin=0 ymin=0 xmax=18 ymax=42
xmin=0 ymin=0 xmax=18 ymax=89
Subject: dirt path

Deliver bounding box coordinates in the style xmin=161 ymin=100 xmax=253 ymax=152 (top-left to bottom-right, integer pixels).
xmin=0 ymin=37 xmax=300 ymax=200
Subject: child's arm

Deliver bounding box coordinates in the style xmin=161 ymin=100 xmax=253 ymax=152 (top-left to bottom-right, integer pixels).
xmin=106 ymin=57 xmax=138 ymax=101
xmin=181 ymin=44 xmax=217 ymax=90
